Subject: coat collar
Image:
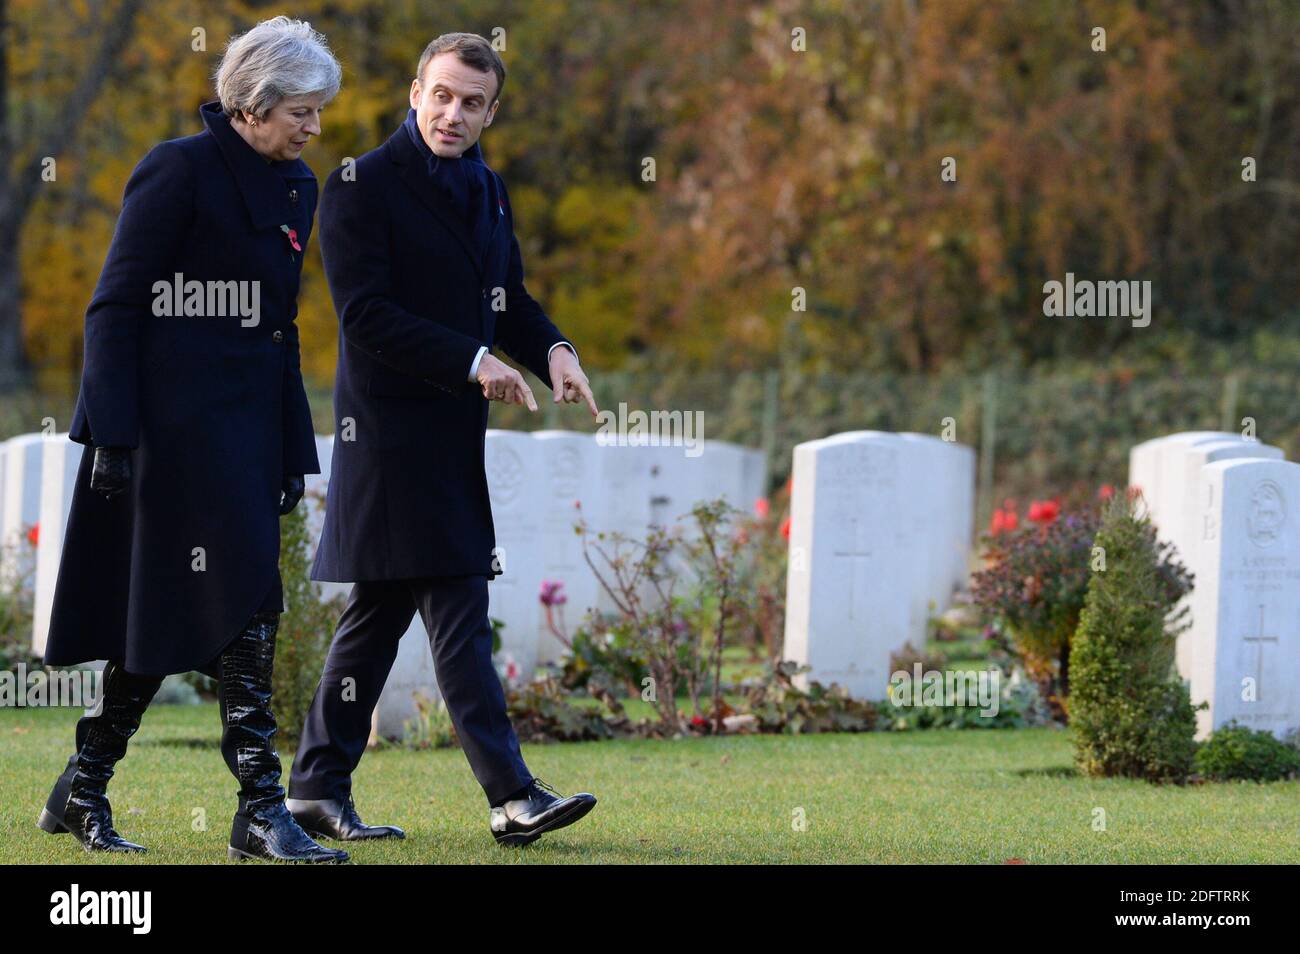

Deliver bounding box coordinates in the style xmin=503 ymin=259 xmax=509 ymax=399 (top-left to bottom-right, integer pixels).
xmin=200 ymin=101 xmax=315 ymax=230
xmin=384 ymin=121 xmax=497 ymax=281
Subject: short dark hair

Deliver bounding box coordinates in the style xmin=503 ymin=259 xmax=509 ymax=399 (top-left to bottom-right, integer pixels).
xmin=416 ymin=33 xmax=505 ymax=102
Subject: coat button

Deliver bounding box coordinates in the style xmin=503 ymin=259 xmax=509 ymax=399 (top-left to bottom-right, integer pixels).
xmin=272 ymin=330 xmax=284 ymax=343
xmin=289 ymin=188 xmax=299 ymax=204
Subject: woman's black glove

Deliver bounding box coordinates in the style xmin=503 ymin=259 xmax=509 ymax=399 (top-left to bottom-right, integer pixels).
xmin=90 ymin=446 xmax=132 ymax=501
xmin=279 ymin=475 xmax=305 ymax=515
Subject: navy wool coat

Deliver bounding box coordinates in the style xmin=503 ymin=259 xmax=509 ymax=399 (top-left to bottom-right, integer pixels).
xmin=42 ymin=101 xmax=320 ymax=676
xmin=310 ymin=120 xmax=572 ymax=583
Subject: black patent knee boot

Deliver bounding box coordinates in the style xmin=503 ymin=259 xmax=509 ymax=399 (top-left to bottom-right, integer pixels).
xmin=37 ymin=660 xmax=162 ymax=852
xmin=219 ymin=611 xmax=348 ymax=864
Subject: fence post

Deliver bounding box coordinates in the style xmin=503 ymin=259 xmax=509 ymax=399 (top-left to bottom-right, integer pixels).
xmin=761 ymin=368 xmax=780 ymax=473
xmin=978 ymin=369 xmax=998 ymax=531
xmin=1220 ymin=373 xmax=1239 ymax=435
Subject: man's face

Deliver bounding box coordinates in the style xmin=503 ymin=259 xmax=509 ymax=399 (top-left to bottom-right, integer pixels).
xmin=409 ymin=52 xmax=499 ymax=158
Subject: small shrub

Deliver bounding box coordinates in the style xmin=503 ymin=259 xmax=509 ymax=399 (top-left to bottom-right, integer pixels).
xmin=741 ymin=661 xmax=880 ymax=733
xmin=970 ymin=495 xmax=1102 ymax=705
xmin=1194 ymin=722 xmax=1300 ymax=782
xmin=272 ymin=494 xmax=345 ymax=746
xmin=396 ymin=696 xmax=459 ymax=750
xmin=507 ymin=676 xmax=615 ymax=743
xmin=1068 ymin=494 xmax=1199 ymax=782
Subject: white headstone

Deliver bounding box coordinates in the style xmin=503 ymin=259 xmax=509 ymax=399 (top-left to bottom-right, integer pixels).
xmin=304 ymin=434 xmax=334 ymax=531
xmin=1188 ymin=457 xmax=1300 ymax=740
xmin=639 ymin=439 xmax=769 ymax=596
xmin=371 ymin=616 xmax=442 ymax=741
xmin=679 ymin=440 xmax=768 ymax=524
xmin=1166 ymin=439 xmax=1282 ymax=559
xmin=1164 ymin=439 xmax=1283 ymax=688
xmin=1128 ymin=431 xmax=1236 ymax=527
xmin=533 ymin=431 xmax=602 ymax=664
xmin=304 ymin=434 xmax=350 ymax=606
xmin=484 ymin=429 xmax=546 ymax=678
xmin=783 ymin=433 xmax=911 ymax=698
xmin=368 ymin=428 xmax=772 ymax=739
xmin=32 ymin=435 xmax=84 ymax=655
xmin=591 ymin=442 xmax=655 ymax=617
xmin=900 ymin=432 xmax=975 ymax=601
xmin=0 ymin=440 xmax=7 ymax=551
xmin=0 ymin=434 xmax=45 ymax=593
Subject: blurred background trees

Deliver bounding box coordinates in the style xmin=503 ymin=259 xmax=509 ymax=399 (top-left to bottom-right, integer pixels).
xmin=3 ymin=0 xmax=1298 ymax=383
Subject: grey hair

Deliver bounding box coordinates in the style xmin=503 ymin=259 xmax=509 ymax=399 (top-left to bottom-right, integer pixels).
xmin=215 ymin=16 xmax=342 ymax=120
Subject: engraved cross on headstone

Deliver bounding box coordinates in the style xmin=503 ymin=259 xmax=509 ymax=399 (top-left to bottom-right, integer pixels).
xmin=1242 ymin=604 xmax=1279 ymax=703
xmin=834 ymin=515 xmax=873 ymax=621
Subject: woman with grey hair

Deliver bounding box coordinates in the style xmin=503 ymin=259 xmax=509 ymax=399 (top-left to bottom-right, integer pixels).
xmin=38 ymin=16 xmax=349 ymax=863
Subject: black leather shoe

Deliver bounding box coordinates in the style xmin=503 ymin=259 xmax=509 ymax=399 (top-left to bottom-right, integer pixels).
xmin=490 ymin=778 xmax=596 ymax=847
xmin=228 ymin=801 xmax=349 ymax=863
xmin=286 ymin=794 xmax=405 ymax=841
xmin=37 ymin=661 xmax=162 ymax=853
xmin=218 ymin=612 xmax=348 ymax=864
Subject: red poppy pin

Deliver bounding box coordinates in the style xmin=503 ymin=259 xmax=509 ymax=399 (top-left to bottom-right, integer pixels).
xmin=280 ymin=224 xmax=302 ymax=252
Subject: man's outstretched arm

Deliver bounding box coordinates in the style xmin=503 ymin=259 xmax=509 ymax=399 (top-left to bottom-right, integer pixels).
xmin=319 ymin=166 xmax=483 ymax=393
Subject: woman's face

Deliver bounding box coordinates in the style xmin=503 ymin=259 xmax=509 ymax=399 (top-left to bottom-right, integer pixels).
xmin=237 ymin=94 xmax=327 ymax=162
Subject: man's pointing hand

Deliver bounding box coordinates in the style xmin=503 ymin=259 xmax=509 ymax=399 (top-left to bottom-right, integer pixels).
xmin=549 ymin=346 xmax=599 ymax=418
xmin=476 ymin=353 xmax=537 ymax=411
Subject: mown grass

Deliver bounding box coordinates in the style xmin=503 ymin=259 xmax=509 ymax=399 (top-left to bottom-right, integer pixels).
xmin=4 ymin=703 xmax=1297 ymax=864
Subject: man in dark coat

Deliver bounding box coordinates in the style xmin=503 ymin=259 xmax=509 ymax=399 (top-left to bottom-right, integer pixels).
xmin=43 ymin=100 xmax=321 ymax=677
xmin=287 ymin=33 xmax=599 ymax=847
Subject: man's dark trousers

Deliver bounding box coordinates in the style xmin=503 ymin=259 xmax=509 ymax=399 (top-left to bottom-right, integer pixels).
xmin=288 ymin=575 xmax=532 ymax=807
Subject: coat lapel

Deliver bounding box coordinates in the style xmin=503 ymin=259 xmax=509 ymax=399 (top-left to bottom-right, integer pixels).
xmin=200 ymin=101 xmax=316 ymax=231
xmin=481 ymin=170 xmax=503 ymax=262
xmin=386 ymin=125 xmax=499 ymax=283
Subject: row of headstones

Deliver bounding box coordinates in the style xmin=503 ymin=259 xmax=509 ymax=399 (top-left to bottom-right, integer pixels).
xmin=1129 ymin=432 xmax=1299 ymax=741
xmin=0 ymin=431 xmax=765 ymax=739
xmin=362 ymin=430 xmax=768 ymax=738
xmin=778 ymin=429 xmax=1300 ymax=744
xmin=780 ymin=431 xmax=977 ymax=700
xmin=18 ymin=427 xmax=1289 ymax=743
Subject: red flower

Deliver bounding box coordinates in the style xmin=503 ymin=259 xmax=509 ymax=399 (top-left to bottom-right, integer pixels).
xmin=989 ymin=508 xmax=1018 ymax=535
xmin=1027 ymin=499 xmax=1059 ymax=524
xmin=690 ymin=714 xmax=708 ymax=728
xmin=280 ymin=224 xmax=302 ymax=252
xmin=779 ymin=515 xmax=791 ymax=540
xmin=26 ymin=522 xmax=39 ymax=547
xmin=1098 ymin=484 xmax=1115 ymax=500
xmin=538 ymin=580 xmax=567 ymax=607
xmin=754 ymin=497 xmax=770 ymax=519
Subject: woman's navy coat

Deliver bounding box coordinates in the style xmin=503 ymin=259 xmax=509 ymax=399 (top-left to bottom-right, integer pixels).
xmin=42 ymin=101 xmax=320 ymax=676
xmin=309 ymin=120 xmax=572 ymax=583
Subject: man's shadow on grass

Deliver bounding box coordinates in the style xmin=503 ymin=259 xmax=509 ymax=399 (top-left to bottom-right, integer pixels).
xmin=1014 ymin=766 xmax=1080 ymax=779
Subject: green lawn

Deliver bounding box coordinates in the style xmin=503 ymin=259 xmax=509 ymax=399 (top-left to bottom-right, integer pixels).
xmin=5 ymin=703 xmax=1298 ymax=863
